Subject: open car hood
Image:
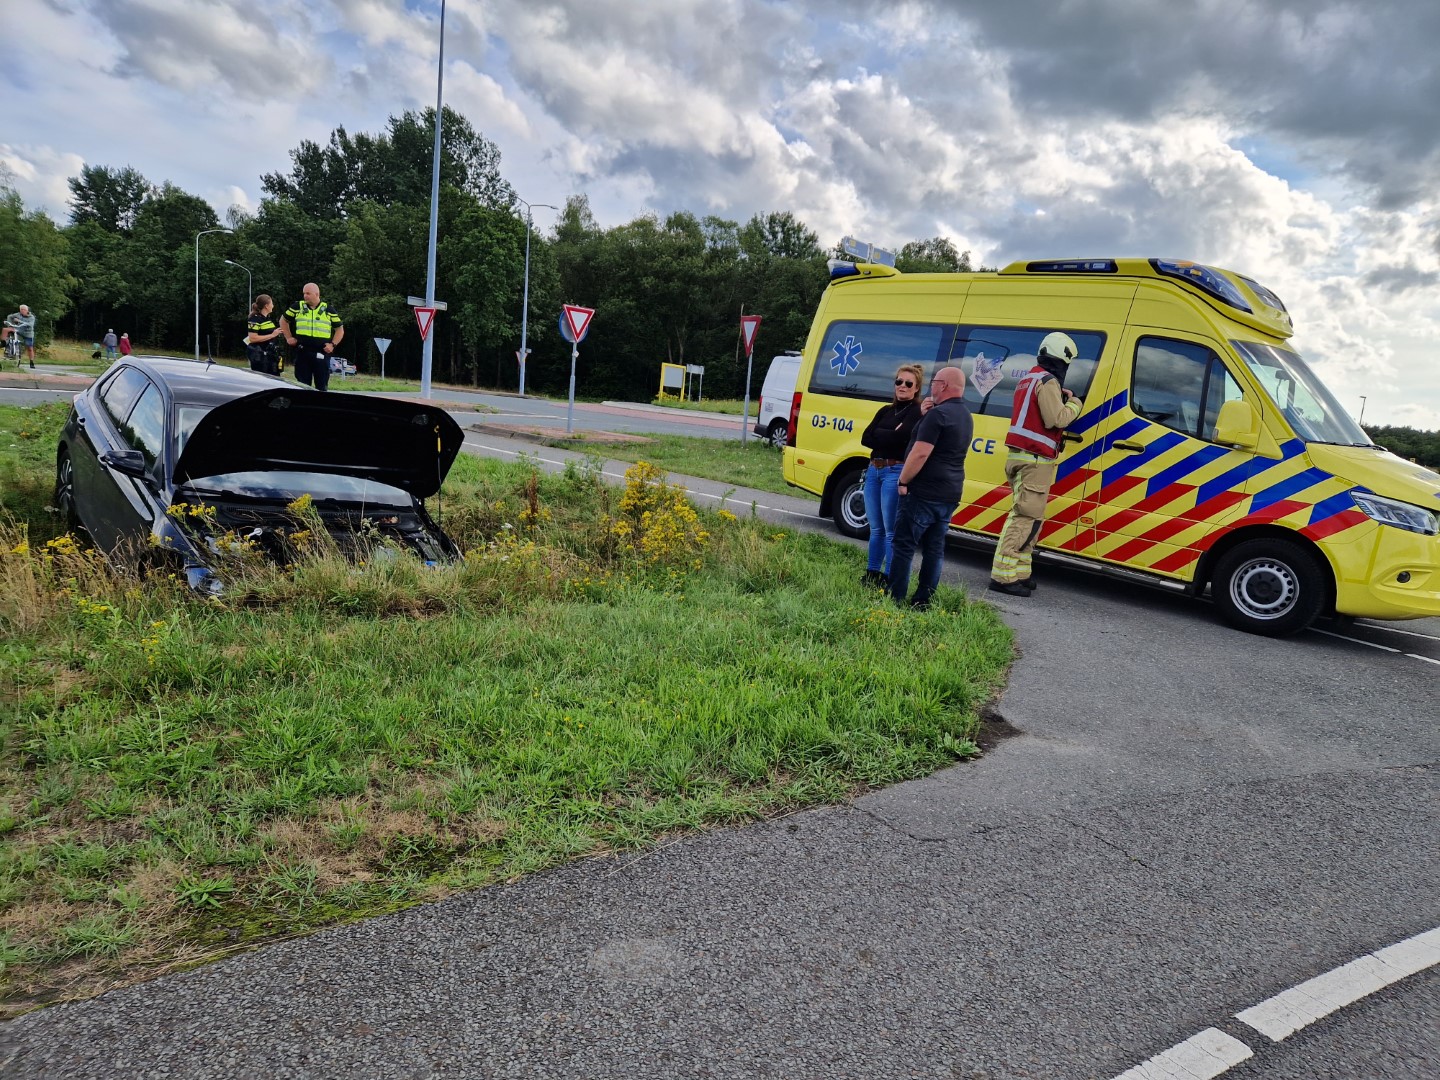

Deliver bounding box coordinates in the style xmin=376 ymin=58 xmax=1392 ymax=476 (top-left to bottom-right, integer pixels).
xmin=173 ymin=389 xmax=464 ymax=498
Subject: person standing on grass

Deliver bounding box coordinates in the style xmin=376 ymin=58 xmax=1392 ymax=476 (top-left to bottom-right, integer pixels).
xmin=859 ymin=363 xmax=925 ymax=587
xmin=118 ymin=332 xmax=131 ymax=356
xmin=888 ymin=366 xmax=972 ymax=611
xmin=102 ymin=329 xmax=118 ymax=359
xmin=281 ymin=282 xmax=343 ymax=391
xmin=3 ymin=305 xmax=37 ymax=367
xmin=988 ymin=332 xmax=1085 ymax=597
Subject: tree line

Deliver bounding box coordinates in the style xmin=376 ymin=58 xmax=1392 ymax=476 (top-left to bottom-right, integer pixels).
xmin=2 ymin=106 xmax=977 ymax=401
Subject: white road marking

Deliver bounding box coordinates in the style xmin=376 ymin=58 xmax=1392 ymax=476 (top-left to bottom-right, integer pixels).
xmin=1235 ymin=925 xmax=1440 ymax=1042
xmin=1110 ymin=1027 xmax=1252 ymax=1080
xmin=1310 ymin=627 xmax=1440 ymax=666
xmin=1105 ymin=925 xmax=1440 ymax=1079
xmin=1356 ymin=622 xmax=1440 ymax=642
xmin=1310 ymin=628 xmax=1400 ymax=652
xmin=461 ymin=436 xmax=815 ymax=520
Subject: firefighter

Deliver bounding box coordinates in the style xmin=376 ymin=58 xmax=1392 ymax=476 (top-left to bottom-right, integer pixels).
xmin=989 ymin=332 xmax=1084 ymax=596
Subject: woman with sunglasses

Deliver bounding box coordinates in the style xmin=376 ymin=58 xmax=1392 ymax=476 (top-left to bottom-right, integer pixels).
xmin=859 ymin=363 xmax=926 ymax=586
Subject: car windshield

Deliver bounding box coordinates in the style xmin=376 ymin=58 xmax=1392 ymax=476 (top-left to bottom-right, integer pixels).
xmin=176 ymin=470 xmax=413 ymax=506
xmin=1230 ymin=340 xmax=1372 ymax=446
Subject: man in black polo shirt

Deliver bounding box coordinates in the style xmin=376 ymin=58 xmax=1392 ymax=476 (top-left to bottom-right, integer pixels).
xmin=888 ymin=365 xmax=973 ymax=610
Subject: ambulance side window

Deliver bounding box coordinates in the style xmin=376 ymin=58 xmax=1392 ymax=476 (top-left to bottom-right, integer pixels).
xmin=952 ymin=326 xmax=1105 ymax=418
xmin=1132 ymin=337 xmax=1242 ymax=443
xmin=808 ymin=321 xmax=957 ymax=401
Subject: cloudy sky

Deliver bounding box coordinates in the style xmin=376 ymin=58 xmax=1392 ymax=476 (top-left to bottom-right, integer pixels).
xmin=5 ymin=0 xmax=1438 ymax=427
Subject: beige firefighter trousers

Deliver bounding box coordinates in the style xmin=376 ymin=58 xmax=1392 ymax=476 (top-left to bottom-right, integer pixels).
xmin=990 ymin=457 xmax=1057 ymax=584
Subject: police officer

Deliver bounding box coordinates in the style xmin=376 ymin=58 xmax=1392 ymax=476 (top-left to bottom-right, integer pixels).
xmin=281 ymin=282 xmax=344 ymax=391
xmin=989 ymin=332 xmax=1085 ymax=596
xmin=246 ymin=294 xmax=283 ymax=375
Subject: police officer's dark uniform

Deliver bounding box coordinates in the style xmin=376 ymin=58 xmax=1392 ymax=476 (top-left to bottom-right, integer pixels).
xmin=282 ymin=289 xmax=343 ymax=391
xmin=245 ymin=299 xmax=283 ymax=375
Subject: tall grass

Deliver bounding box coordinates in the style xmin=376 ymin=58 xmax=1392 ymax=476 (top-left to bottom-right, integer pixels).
xmin=0 ymin=404 xmax=1012 ymax=1014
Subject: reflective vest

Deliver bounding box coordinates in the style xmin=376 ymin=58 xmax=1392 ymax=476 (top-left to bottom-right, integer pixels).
xmin=289 ymin=301 xmax=338 ymax=340
xmin=1005 ymin=368 xmax=1066 ymax=458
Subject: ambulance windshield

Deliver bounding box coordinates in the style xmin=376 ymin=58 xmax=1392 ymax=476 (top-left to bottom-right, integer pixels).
xmin=1231 ymin=341 xmax=1373 ymax=447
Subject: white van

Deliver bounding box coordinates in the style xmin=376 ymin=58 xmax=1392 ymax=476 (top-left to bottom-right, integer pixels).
xmin=753 ymin=352 xmax=802 ymax=447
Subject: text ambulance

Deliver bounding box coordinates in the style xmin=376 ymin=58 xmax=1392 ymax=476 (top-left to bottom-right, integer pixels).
xmin=782 ymin=257 xmax=1440 ymax=636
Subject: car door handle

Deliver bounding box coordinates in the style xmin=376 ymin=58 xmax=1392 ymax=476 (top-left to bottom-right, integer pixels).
xmin=1112 ymin=440 xmax=1146 ymax=452
xmin=1062 ymin=432 xmax=1083 ymax=443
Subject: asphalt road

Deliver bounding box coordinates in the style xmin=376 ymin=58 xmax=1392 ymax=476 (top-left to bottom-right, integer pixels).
xmin=1 ymin=404 xmax=1436 ymax=1080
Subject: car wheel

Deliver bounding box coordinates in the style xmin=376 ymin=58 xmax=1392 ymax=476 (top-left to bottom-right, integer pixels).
xmin=1212 ymin=538 xmax=1327 ymax=637
xmin=831 ymin=466 xmax=870 ymax=539
xmin=766 ymin=419 xmax=788 ymax=449
xmin=54 ymin=450 xmax=79 ymax=531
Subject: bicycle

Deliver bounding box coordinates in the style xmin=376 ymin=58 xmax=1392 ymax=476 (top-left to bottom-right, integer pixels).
xmin=3 ymin=326 xmax=22 ymax=368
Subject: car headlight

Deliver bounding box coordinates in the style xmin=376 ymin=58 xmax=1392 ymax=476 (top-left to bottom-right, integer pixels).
xmin=1350 ymin=490 xmax=1439 ymax=536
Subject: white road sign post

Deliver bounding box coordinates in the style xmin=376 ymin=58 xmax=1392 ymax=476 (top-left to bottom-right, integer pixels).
xmin=373 ymin=336 xmax=392 ymax=380
xmin=560 ymin=304 xmax=595 ymax=435
xmin=739 ymin=314 xmax=762 ymax=444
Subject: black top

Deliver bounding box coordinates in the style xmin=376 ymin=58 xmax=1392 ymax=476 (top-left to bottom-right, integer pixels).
xmin=861 ymin=401 xmax=922 ymax=459
xmin=905 ymin=398 xmax=973 ymax=503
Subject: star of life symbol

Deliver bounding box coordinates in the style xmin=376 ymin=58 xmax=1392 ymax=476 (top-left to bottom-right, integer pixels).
xmin=830 ymin=335 xmax=863 ymax=376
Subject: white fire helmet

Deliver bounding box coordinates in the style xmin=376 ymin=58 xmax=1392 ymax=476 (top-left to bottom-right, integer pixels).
xmin=1038 ymin=332 xmax=1078 ymax=364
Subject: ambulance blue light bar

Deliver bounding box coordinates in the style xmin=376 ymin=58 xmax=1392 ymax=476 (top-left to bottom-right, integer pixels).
xmin=1025 ymin=259 xmax=1118 ymax=273
xmin=1151 ymin=259 xmax=1253 ymax=313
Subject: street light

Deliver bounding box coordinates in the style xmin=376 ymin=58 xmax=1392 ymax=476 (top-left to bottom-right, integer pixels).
xmin=1358 ymin=395 xmax=1368 ymax=427
xmin=195 ymin=227 xmax=233 ymax=360
xmin=224 ymin=259 xmax=252 ymax=312
xmin=516 ymin=197 xmax=556 ymax=397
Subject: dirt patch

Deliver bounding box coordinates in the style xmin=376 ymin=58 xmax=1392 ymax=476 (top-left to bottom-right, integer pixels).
xmin=975 ymin=705 xmax=1022 ymax=752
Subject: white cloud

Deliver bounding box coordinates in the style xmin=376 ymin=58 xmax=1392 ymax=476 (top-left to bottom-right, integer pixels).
xmin=2 ymin=0 xmax=1438 ymax=426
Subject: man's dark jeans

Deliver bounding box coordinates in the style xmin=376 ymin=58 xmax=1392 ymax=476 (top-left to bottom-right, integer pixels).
xmin=888 ymin=495 xmax=958 ymax=607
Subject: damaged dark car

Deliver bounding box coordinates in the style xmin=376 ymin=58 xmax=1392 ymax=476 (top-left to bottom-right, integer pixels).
xmin=55 ymin=357 xmax=464 ymax=590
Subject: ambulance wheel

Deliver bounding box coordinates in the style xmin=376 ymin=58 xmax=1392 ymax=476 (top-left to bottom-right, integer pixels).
xmin=1212 ymin=538 xmax=1326 ymax=637
xmin=831 ymin=467 xmax=870 ymax=539
xmin=766 ymin=419 xmax=788 ymax=449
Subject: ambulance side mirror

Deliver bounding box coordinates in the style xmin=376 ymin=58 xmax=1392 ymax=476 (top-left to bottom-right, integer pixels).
xmin=1214 ymin=399 xmax=1260 ymax=450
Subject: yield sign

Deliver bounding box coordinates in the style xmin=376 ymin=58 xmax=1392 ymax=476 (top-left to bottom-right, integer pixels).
xmin=414 ymin=307 xmax=438 ymax=341
xmin=562 ymin=304 xmax=595 ymax=343
xmin=739 ymin=314 xmax=762 ymax=358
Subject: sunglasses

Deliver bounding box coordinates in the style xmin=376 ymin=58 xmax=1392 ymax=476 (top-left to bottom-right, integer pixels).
xmin=894 ymin=378 xmax=916 ymax=388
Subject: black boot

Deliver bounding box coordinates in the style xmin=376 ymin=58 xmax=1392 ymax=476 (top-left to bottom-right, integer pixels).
xmin=860 ymin=569 xmax=888 ymax=588
xmin=988 ymin=580 xmax=1030 ymax=597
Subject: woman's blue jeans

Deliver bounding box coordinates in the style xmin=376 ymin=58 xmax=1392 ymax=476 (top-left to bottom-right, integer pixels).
xmin=863 ymin=462 xmax=903 ymax=573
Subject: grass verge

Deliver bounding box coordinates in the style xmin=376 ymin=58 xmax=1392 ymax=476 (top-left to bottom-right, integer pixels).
xmin=544 ymin=433 xmax=814 ymax=499
xmin=0 ymin=404 xmax=1011 ymax=1016
xmin=649 ymin=396 xmax=755 ymax=418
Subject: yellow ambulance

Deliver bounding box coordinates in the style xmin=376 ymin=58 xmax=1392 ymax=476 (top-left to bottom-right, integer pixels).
xmin=782 ymin=257 xmax=1440 ymax=636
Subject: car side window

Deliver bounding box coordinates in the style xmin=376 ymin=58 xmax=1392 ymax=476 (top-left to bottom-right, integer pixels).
xmin=122 ymin=384 xmax=167 ymax=467
xmin=99 ymin=367 xmax=150 ymax=430
xmin=1132 ymin=336 xmax=1242 ymax=442
xmin=951 ymin=326 xmax=1106 ymax=418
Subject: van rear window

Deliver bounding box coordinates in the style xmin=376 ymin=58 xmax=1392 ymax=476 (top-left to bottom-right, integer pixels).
xmin=808 ymin=321 xmax=957 ymax=400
